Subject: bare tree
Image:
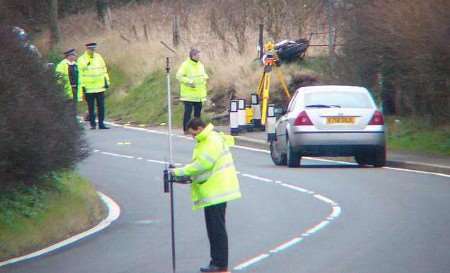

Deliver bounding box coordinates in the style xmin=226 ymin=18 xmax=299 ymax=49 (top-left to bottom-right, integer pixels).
xmin=48 ymin=0 xmax=61 ymax=47
xmin=96 ymin=0 xmax=112 ymax=29
xmin=337 ymin=0 xmax=450 ymax=121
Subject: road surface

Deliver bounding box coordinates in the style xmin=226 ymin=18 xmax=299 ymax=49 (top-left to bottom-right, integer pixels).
xmin=2 ymin=124 xmax=450 ymax=273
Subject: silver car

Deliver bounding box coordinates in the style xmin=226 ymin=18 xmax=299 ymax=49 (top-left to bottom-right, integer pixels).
xmin=270 ymin=85 xmax=386 ymax=167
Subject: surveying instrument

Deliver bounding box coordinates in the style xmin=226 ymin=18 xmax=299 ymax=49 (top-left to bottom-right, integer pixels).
xmin=256 ymin=41 xmax=292 ymax=126
xmin=162 ymin=55 xmax=191 ymax=273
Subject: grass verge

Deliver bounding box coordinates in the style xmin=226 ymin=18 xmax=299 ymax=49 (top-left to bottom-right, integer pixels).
xmin=0 ymin=171 xmax=106 ymax=261
xmin=106 ymin=69 xmax=186 ymax=127
xmin=386 ymin=116 xmax=450 ymax=156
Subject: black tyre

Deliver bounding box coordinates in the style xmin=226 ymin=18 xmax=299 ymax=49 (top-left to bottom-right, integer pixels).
xmin=270 ymin=142 xmax=287 ymax=166
xmin=286 ymin=138 xmax=301 ymax=168
xmin=355 ymin=153 xmax=369 ymax=166
xmin=371 ymin=146 xmax=386 ymax=167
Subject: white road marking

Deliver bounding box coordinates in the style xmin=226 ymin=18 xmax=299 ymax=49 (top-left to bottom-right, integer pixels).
xmin=329 ymin=206 xmax=342 ymax=220
xmin=280 ymin=183 xmax=315 ymax=194
xmin=100 ymin=152 xmax=134 ymax=159
xmin=269 ymin=237 xmax=303 ymax=254
xmin=233 ymin=254 xmax=270 ymax=271
xmin=103 ymin=121 xmax=450 ymax=178
xmin=235 ymin=175 xmax=341 ymax=270
xmin=313 ymin=194 xmax=337 ymax=206
xmin=93 ymin=149 xmax=341 ymax=271
xmin=240 ymin=173 xmax=273 ymax=183
xmin=89 ymin=122 xmax=448 ymax=270
xmin=383 ymin=166 xmax=450 ymax=178
xmin=304 ymin=220 xmax=330 ymax=236
xmin=147 ymin=159 xmax=167 ymax=165
xmin=0 ymin=192 xmax=121 ymax=268
xmin=134 ymin=219 xmax=160 ymax=225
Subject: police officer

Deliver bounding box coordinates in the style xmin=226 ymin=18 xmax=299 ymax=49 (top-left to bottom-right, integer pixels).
xmin=55 ymin=48 xmax=82 ymax=108
xmin=176 ymin=48 xmax=209 ymax=133
xmin=171 ymin=118 xmax=241 ymax=273
xmin=78 ymin=42 xmax=111 ymax=129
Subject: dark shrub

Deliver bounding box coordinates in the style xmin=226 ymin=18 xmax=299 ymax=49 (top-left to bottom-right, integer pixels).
xmin=0 ymin=26 xmax=88 ymax=187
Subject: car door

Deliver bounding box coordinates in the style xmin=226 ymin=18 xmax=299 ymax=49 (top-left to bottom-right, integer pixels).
xmin=275 ymin=91 xmax=299 ymax=153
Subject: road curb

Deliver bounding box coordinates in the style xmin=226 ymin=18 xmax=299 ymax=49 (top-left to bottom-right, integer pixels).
xmin=233 ymin=135 xmax=450 ymax=175
xmin=0 ymin=192 xmax=121 ymax=268
xmin=384 ymin=161 xmax=450 ymax=175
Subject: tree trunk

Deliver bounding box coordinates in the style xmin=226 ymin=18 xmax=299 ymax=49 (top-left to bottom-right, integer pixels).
xmin=96 ymin=0 xmax=112 ymax=29
xmin=326 ymin=0 xmax=336 ymax=73
xmin=48 ymin=0 xmax=61 ymax=47
xmin=172 ymin=15 xmax=180 ymax=48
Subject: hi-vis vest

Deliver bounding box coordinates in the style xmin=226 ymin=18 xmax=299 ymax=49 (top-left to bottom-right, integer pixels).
xmin=55 ymin=59 xmax=82 ymax=101
xmin=176 ymin=58 xmax=208 ymax=102
xmin=78 ymin=52 xmax=110 ymax=93
xmin=174 ymin=124 xmax=241 ymax=210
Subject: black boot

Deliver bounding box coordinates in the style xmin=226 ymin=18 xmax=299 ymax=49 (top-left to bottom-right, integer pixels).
xmin=200 ymin=264 xmax=228 ymax=272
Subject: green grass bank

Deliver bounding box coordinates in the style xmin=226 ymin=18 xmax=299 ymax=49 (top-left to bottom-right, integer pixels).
xmin=0 ymin=171 xmax=106 ymax=261
xmin=106 ymin=69 xmax=185 ymax=127
xmin=386 ymin=116 xmax=450 ymax=156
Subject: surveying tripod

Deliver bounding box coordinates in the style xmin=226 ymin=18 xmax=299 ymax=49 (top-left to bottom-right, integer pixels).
xmin=256 ymin=42 xmax=291 ymax=126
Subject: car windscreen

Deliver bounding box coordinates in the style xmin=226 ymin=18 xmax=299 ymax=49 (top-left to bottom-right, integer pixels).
xmin=303 ymin=91 xmax=374 ymax=109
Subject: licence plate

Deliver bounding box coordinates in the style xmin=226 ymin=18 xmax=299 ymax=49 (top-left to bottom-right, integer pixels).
xmin=326 ymin=117 xmax=355 ymax=124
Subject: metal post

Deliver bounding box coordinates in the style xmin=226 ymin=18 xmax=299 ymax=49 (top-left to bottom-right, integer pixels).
xmin=258 ymin=23 xmax=264 ymax=60
xmin=165 ymin=57 xmax=176 ymax=273
xmin=166 ymin=57 xmax=174 ymax=165
xmin=169 ymin=179 xmax=176 ymax=273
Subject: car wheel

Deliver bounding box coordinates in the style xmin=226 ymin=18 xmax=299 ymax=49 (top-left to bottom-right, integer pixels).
xmin=286 ymin=138 xmax=301 ymax=168
xmin=355 ymin=153 xmax=369 ymax=166
xmin=371 ymin=146 xmax=386 ymax=167
xmin=270 ymin=141 xmax=287 ymax=166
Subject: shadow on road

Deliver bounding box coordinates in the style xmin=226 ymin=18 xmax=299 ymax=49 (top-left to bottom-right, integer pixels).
xmin=299 ymin=164 xmax=366 ymax=169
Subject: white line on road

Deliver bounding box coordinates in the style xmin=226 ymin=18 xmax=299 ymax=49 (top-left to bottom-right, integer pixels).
xmin=329 ymin=206 xmax=342 ymax=220
xmin=234 ymin=176 xmax=341 ymax=270
xmin=240 ymin=173 xmax=273 ymax=183
xmin=313 ymin=194 xmax=338 ymax=206
xmin=92 ymin=149 xmax=341 ymax=271
xmin=147 ymin=159 xmax=168 ymax=165
xmin=103 ymin=121 xmax=450 ymax=178
xmin=233 ymin=254 xmax=271 ymax=271
xmin=101 ymin=151 xmax=134 ymax=159
xmin=280 ymin=183 xmax=315 ymax=194
xmin=269 ymin=237 xmax=303 ymax=254
xmin=91 ymin=122 xmax=449 ymax=270
xmin=382 ymin=166 xmax=450 ymax=178
xmin=304 ymin=220 xmax=331 ymax=236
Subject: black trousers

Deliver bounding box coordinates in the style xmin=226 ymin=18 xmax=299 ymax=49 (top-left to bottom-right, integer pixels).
xmin=183 ymin=101 xmax=202 ymax=131
xmin=204 ymin=202 xmax=228 ymax=268
xmin=86 ymin=92 xmax=105 ymax=127
xmin=71 ymin=86 xmax=78 ymax=113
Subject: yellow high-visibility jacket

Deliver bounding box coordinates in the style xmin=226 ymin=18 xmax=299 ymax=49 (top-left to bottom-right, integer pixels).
xmin=78 ymin=52 xmax=110 ymax=93
xmin=174 ymin=124 xmax=241 ymax=210
xmin=176 ymin=58 xmax=208 ymax=102
xmin=55 ymin=59 xmax=82 ymax=101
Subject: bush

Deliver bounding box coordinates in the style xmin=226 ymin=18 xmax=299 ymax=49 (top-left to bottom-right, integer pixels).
xmin=336 ymin=0 xmax=450 ymax=124
xmin=0 ymin=26 xmax=88 ymax=187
